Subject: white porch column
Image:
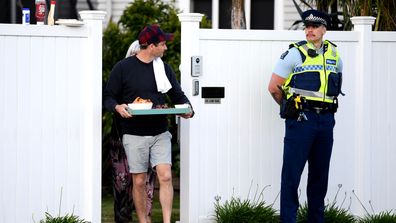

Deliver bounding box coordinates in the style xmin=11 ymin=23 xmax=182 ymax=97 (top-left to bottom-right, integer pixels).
xmin=245 ymin=0 xmax=251 ymax=29
xmin=274 ymin=0 xmax=284 ymax=30
xmin=350 ymin=16 xmax=375 ymax=216
xmin=79 ymin=10 xmax=106 ymax=223
xmin=212 ymin=0 xmax=219 ymax=29
xmin=177 ymin=13 xmax=203 ymax=223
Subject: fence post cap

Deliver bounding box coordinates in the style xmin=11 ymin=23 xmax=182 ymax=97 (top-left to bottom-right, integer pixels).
xmin=350 ymin=16 xmax=376 ymax=26
xmin=79 ymin=10 xmax=107 ymax=21
xmin=177 ymin=13 xmax=204 ymax=22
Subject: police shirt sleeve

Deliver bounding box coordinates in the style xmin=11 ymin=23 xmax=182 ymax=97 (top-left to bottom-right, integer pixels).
xmin=272 ymin=47 xmax=301 ymax=79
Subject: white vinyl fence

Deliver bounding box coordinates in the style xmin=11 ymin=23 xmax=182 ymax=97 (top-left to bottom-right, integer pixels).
xmin=1 ymin=11 xmax=395 ymax=223
xmin=178 ymin=14 xmax=396 ymax=223
xmin=0 ymin=11 xmax=105 ymax=223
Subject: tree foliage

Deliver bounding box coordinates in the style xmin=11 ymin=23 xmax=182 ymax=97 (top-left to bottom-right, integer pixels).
xmin=103 ymin=0 xmax=181 ymax=84
xmin=302 ymin=0 xmax=396 ymax=31
xmin=341 ymin=0 xmax=396 ymax=31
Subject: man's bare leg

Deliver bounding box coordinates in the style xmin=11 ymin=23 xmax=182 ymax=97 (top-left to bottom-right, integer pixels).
xmin=155 ymin=164 xmax=173 ymax=223
xmin=132 ymin=173 xmax=148 ymax=223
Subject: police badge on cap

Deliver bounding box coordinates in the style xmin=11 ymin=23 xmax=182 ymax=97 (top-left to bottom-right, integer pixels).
xmin=302 ymin=9 xmax=330 ymax=27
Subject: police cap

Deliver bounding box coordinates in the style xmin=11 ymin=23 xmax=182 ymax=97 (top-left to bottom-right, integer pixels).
xmin=302 ymin=9 xmax=330 ymax=27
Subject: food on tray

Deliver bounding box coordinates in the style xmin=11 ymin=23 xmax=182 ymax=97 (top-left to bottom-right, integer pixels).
xmin=133 ymin=97 xmax=152 ymax=104
xmin=128 ymin=97 xmax=153 ymax=110
xmin=155 ymin=104 xmax=169 ymax=109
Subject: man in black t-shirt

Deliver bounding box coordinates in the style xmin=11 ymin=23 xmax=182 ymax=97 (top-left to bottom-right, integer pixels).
xmin=104 ymin=24 xmax=193 ymax=223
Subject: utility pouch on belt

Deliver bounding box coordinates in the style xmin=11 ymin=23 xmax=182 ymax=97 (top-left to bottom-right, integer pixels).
xmin=329 ymin=98 xmax=339 ymax=113
xmin=280 ymin=97 xmax=300 ymax=119
xmin=279 ymin=86 xmax=302 ymax=119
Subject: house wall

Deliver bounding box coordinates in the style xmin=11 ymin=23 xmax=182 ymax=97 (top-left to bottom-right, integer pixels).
xmin=283 ymin=0 xmax=310 ymax=29
xmin=79 ymin=0 xmax=180 ymax=26
xmin=81 ymin=0 xmax=300 ymax=30
xmin=0 ymin=11 xmax=106 ymax=223
xmin=178 ymin=14 xmax=396 ymax=222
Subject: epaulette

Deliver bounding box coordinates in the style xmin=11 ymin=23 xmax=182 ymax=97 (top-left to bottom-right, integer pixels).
xmin=287 ymin=41 xmax=307 ymax=62
xmin=289 ymin=40 xmax=307 ymax=49
xmin=326 ymin=40 xmax=337 ymax=47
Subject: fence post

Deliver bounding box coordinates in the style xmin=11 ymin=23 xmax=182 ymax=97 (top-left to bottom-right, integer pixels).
xmin=350 ymin=16 xmax=375 ymax=215
xmin=79 ymin=10 xmax=106 ymax=223
xmin=178 ymin=13 xmax=203 ymax=223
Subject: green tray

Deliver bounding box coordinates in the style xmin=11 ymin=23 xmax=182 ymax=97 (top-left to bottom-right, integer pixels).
xmin=127 ymin=107 xmax=191 ymax=115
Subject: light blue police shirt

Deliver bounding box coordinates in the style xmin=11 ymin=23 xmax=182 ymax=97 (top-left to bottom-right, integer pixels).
xmin=273 ymin=43 xmax=343 ymax=79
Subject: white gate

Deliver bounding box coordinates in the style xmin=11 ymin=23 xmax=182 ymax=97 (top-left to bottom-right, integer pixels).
xmin=178 ymin=13 xmax=396 ymax=223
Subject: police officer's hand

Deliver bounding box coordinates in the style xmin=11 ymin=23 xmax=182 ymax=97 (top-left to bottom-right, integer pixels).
xmin=115 ymin=104 xmax=132 ymax=118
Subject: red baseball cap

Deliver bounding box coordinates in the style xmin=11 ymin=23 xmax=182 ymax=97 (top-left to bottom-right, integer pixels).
xmin=138 ymin=24 xmax=174 ymax=46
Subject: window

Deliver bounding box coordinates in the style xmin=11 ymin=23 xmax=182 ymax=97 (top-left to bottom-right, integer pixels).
xmin=191 ymin=0 xmax=274 ymax=29
xmin=192 ymin=0 xmax=212 ymax=21
xmin=219 ymin=0 xmax=232 ymax=29
xmin=251 ymin=0 xmax=274 ymax=29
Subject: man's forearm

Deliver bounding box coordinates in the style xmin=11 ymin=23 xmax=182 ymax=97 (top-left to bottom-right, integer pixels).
xmin=268 ymin=73 xmax=286 ymax=106
xmin=270 ymin=91 xmax=283 ymax=105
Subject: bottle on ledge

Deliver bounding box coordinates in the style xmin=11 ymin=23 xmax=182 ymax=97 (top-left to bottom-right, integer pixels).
xmin=35 ymin=0 xmax=46 ymax=25
xmin=47 ymin=0 xmax=56 ymax=26
xmin=22 ymin=8 xmax=30 ymax=25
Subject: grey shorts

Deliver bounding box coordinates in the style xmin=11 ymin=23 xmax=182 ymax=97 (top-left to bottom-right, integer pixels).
xmin=122 ymin=131 xmax=172 ymax=173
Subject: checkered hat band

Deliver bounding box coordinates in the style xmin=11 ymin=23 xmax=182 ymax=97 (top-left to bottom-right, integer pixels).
xmin=293 ymin=65 xmax=336 ymax=73
xmin=305 ymin=14 xmax=327 ymax=26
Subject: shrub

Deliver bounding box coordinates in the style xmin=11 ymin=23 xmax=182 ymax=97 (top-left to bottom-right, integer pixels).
xmin=39 ymin=212 xmax=88 ymax=223
xmin=214 ymin=196 xmax=278 ymax=223
xmin=36 ymin=188 xmax=87 ymax=223
xmin=359 ymin=211 xmax=396 ymax=223
xmin=297 ymin=184 xmax=356 ymax=223
xmin=213 ymin=184 xmax=278 ymax=223
xmin=353 ymin=190 xmax=396 ymax=223
xmin=297 ymin=202 xmax=356 ymax=223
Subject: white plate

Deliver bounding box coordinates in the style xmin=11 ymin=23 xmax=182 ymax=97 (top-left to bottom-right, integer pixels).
xmin=128 ymin=103 xmax=153 ymax=110
xmin=174 ymin=104 xmax=189 ymax=109
xmin=55 ymin=19 xmax=85 ymax=27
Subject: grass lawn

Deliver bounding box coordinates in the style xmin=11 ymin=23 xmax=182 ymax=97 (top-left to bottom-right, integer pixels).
xmin=102 ymin=188 xmax=180 ymax=223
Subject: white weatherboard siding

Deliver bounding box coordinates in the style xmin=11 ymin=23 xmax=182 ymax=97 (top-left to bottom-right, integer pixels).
xmin=179 ymin=14 xmax=396 ymax=222
xmin=86 ymin=0 xmax=180 ymax=25
xmin=80 ymin=0 xmax=298 ymax=30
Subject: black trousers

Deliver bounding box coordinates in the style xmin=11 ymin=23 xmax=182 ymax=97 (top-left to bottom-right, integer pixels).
xmin=280 ymin=111 xmax=335 ymax=223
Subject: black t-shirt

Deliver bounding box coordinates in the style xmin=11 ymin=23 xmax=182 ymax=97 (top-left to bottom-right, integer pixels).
xmin=104 ymin=56 xmax=190 ymax=136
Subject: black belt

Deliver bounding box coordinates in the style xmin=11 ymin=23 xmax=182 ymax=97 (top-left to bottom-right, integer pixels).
xmin=303 ymin=100 xmax=333 ymax=114
xmin=303 ymin=107 xmax=331 ymax=114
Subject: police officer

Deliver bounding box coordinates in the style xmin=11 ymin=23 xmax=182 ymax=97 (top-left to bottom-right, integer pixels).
xmin=268 ymin=9 xmax=344 ymax=223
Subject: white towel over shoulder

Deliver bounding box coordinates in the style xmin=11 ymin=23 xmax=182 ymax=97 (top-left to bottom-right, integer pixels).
xmin=153 ymin=57 xmax=172 ymax=93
